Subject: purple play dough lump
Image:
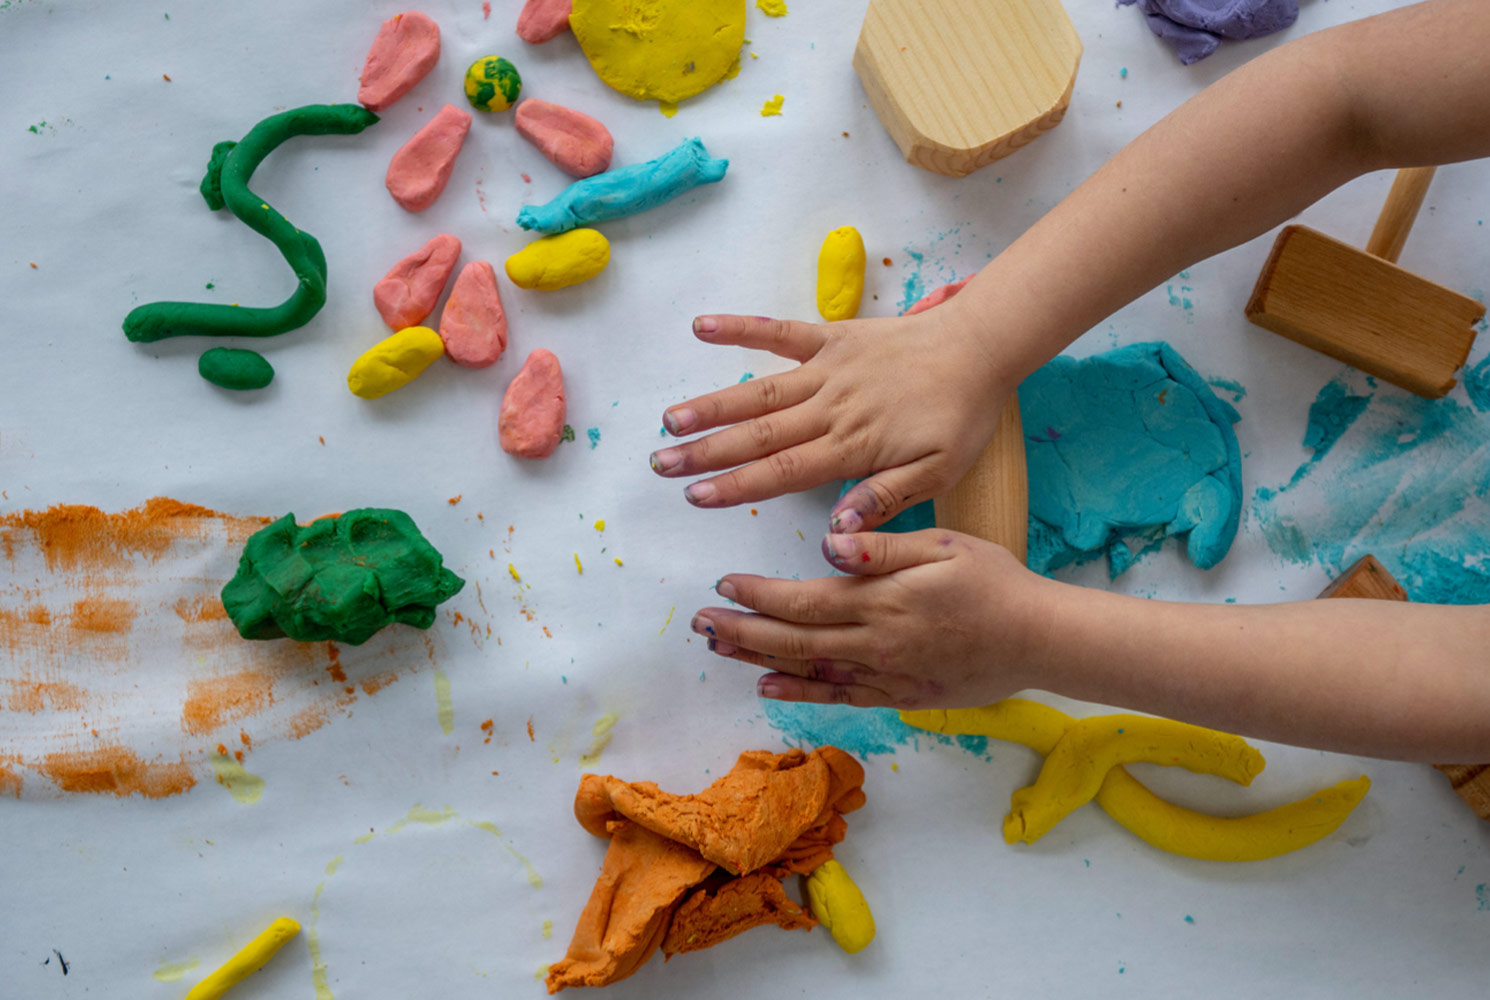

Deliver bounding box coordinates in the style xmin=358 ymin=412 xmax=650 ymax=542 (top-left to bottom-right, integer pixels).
xmin=1117 ymin=0 xmax=1298 ymax=65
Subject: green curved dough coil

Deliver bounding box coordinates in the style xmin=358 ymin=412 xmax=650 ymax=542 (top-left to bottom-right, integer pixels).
xmin=124 ymin=103 xmax=379 ymax=343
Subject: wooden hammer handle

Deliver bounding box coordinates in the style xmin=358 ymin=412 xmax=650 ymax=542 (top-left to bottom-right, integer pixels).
xmin=933 ymin=395 xmax=1029 ymax=561
xmin=1365 ymin=166 xmax=1436 ymax=264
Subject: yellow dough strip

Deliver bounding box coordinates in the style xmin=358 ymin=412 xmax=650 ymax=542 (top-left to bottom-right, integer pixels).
xmin=183 ymin=917 xmax=300 ymax=1000
xmin=902 ymin=700 xmax=1369 ymax=862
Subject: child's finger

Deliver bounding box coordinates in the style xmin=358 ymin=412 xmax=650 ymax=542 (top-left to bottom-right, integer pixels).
xmin=829 ymin=459 xmax=948 ymax=533
xmin=662 ymin=370 xmax=817 ymax=437
xmin=681 ymin=440 xmax=842 ymax=508
xmin=706 ymin=641 xmax=868 ymax=685
xmin=651 ymin=404 xmax=827 ymax=479
xmin=691 ymin=607 xmax=865 ymax=663
xmin=692 ymin=315 xmax=830 ymax=363
xmin=714 ymin=574 xmax=864 ymax=625
xmin=819 ymin=528 xmax=959 ymax=576
xmin=755 ymin=672 xmax=894 ymax=709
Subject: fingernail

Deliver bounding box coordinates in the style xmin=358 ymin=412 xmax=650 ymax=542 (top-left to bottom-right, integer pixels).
xmin=716 ymin=579 xmax=737 ymax=601
xmin=823 ymin=534 xmax=856 ymax=562
xmin=708 ymin=638 xmax=737 ymax=656
xmin=685 ymin=482 xmax=718 ymax=506
xmin=663 ymin=408 xmax=697 ymax=435
xmin=829 ymin=507 xmax=862 ymax=534
xmin=650 ymin=448 xmax=683 ymax=474
xmin=691 ymin=614 xmax=715 ymax=636
xmin=758 ymin=677 xmax=782 ymax=699
xmin=693 ymin=316 xmax=719 ymax=334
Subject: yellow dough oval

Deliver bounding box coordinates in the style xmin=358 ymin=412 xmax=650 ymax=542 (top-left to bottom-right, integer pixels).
xmin=347 ymin=326 xmax=445 ymax=399
xmin=805 ymin=859 xmax=876 ymax=954
xmin=816 ymin=225 xmax=866 ymax=322
xmin=505 ymin=229 xmax=611 ymax=291
xmin=570 ymin=0 xmax=747 ymax=103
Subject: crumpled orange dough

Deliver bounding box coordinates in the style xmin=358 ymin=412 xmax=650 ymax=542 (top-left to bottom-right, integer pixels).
xmin=548 ymin=747 xmax=866 ymax=993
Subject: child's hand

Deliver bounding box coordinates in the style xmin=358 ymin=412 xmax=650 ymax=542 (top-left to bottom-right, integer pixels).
xmin=690 ymin=528 xmax=1055 ymax=708
xmin=650 ymin=311 xmax=1013 ymax=532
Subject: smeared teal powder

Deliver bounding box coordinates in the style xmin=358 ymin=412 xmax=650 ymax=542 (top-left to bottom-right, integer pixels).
xmin=1252 ymin=370 xmax=1490 ymax=605
xmin=1464 ymin=355 xmax=1490 ymax=413
xmin=1477 ymin=884 xmax=1490 ymax=911
xmin=761 ymin=701 xmax=989 ymax=760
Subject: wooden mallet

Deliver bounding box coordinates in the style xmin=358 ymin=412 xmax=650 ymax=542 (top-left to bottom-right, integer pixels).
xmin=853 ymin=0 xmax=1083 ymax=178
xmin=1246 ymin=167 xmax=1485 ymax=398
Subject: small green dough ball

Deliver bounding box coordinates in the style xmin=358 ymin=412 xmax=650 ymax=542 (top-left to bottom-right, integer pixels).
xmin=464 ymin=56 xmax=522 ymax=112
xmin=199 ymin=347 xmax=274 ymax=390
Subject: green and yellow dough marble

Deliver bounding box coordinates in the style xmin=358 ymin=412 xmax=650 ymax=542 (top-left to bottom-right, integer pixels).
xmin=221 ymin=508 xmax=464 ymax=646
xmin=464 ymin=56 xmax=522 ymax=112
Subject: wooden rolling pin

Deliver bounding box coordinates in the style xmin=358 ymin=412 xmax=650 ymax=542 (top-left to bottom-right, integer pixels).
xmin=933 ymin=395 xmax=1028 ymax=559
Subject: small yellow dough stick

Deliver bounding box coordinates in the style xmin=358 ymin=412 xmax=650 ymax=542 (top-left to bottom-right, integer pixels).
xmin=183 ymin=917 xmax=300 ymax=1000
xmin=805 ymin=859 xmax=876 ymax=954
xmin=347 ymin=326 xmax=445 ymax=399
xmin=902 ymin=701 xmax=1370 ymax=861
xmin=1008 ymin=713 xmax=1264 ymax=845
xmin=816 ymin=226 xmax=866 ymax=321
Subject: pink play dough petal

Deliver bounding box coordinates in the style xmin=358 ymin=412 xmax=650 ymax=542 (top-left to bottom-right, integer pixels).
xmin=514 ymin=99 xmax=614 ymax=178
xmin=499 ymin=349 xmax=566 ymax=458
xmin=374 ymin=233 xmax=462 ymax=330
xmin=386 ymin=104 xmax=472 ymax=213
xmin=358 ymin=11 xmax=442 ymax=112
xmin=440 ymin=261 xmax=508 ymax=369
xmin=516 ymin=0 xmax=572 ymax=44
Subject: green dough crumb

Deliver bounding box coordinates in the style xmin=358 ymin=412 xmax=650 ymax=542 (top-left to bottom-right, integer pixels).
xmin=561 ymin=424 xmax=576 ymax=443
xmin=222 ymin=509 xmax=465 ymax=645
xmin=198 ymin=347 xmax=274 ymax=390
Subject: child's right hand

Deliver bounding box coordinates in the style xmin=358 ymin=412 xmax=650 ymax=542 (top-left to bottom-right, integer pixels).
xmin=649 ymin=310 xmax=1016 ymax=531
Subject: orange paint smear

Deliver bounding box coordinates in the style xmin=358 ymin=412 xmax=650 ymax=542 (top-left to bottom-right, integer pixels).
xmin=173 ymin=594 xmax=227 ymax=622
xmin=5 ymin=676 xmax=88 ymax=713
xmin=182 ymin=670 xmax=274 ymax=736
xmin=69 ymin=596 xmax=137 ymax=633
xmin=38 ymin=745 xmax=195 ymax=798
xmin=0 ymin=498 xmax=266 ymax=573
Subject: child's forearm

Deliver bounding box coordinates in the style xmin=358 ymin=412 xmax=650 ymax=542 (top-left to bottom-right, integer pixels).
xmin=942 ymin=0 xmax=1490 ymax=389
xmin=1034 ymin=583 xmax=1490 ymax=761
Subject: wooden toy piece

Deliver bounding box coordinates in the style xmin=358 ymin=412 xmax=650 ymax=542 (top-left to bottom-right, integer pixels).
xmin=934 ymin=396 xmax=1028 ymax=561
xmin=1245 ymin=167 xmax=1485 ymax=399
xmin=853 ymin=0 xmax=1082 ymax=178
xmin=1317 ymin=554 xmax=1490 ymax=821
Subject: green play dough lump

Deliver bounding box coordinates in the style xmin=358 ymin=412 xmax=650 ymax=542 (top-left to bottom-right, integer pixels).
xmin=222 ymin=508 xmax=465 ymax=645
xmin=199 ymin=347 xmax=275 ymax=390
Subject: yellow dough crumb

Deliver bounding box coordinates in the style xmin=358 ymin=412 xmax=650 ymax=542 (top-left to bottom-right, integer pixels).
xmin=806 ymin=859 xmax=875 ymax=954
xmin=816 ymin=226 xmax=866 ymax=322
xmin=757 ymin=0 xmax=788 ymax=15
xmin=346 ymin=326 xmax=444 ymax=400
xmin=761 ymin=94 xmax=784 ymax=117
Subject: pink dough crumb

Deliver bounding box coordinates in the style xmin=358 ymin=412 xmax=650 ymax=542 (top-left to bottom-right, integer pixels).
xmin=440 ymin=261 xmax=508 ymax=369
xmin=386 ymin=104 xmax=472 ymax=212
xmin=374 ymin=233 xmax=462 ymax=330
xmin=905 ymin=276 xmax=973 ymax=315
xmin=514 ymin=99 xmax=614 ymax=178
xmin=499 ymin=349 xmax=566 ymax=458
xmin=516 ymin=0 xmax=572 ymax=44
xmin=358 ymin=11 xmax=441 ymax=112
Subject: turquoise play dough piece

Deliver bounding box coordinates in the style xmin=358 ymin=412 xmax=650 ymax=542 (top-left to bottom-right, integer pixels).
xmin=516 ymin=137 xmax=728 ymax=234
xmin=838 ymin=342 xmax=1243 ymax=579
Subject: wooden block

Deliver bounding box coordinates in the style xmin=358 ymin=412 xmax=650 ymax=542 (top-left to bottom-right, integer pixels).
xmin=1245 ymin=225 xmax=1484 ymax=399
xmin=934 ymin=396 xmax=1028 ymax=561
xmin=853 ymin=0 xmax=1082 ymax=178
xmin=1317 ymin=555 xmax=1490 ymax=821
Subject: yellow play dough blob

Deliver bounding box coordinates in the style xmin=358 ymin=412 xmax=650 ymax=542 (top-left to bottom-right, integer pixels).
xmin=505 ymin=229 xmax=611 ymax=290
xmin=761 ymin=94 xmax=784 ymax=117
xmin=571 ymin=0 xmax=747 ymax=103
xmin=816 ymin=225 xmax=865 ymax=322
xmin=806 ymin=859 xmax=875 ymax=954
xmin=347 ymin=326 xmax=445 ymax=399
xmin=902 ymin=700 xmax=1370 ymax=862
xmin=184 ymin=918 xmax=300 ymax=1000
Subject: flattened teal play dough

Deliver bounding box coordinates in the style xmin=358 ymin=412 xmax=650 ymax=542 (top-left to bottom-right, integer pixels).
xmin=516 ymin=137 xmax=728 ymax=234
xmin=839 ymin=342 xmax=1242 ymax=579
xmin=1021 ymin=342 xmax=1242 ymax=577
xmin=221 ymin=508 xmax=465 ymax=646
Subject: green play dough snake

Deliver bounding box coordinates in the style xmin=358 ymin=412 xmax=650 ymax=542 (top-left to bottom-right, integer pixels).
xmin=124 ymin=103 xmax=379 ymax=343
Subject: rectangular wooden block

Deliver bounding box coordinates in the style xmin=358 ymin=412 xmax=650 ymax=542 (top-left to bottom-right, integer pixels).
xmin=1318 ymin=554 xmax=1490 ymax=821
xmin=1245 ymin=225 xmax=1484 ymax=398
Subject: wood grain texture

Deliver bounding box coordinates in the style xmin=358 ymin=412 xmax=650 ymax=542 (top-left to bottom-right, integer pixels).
xmin=1317 ymin=555 xmax=1490 ymax=821
xmin=934 ymin=396 xmax=1028 ymax=560
xmin=1245 ymin=224 xmax=1483 ymax=398
xmin=1364 ymin=167 xmax=1436 ymax=264
xmin=853 ymin=0 xmax=1082 ymax=178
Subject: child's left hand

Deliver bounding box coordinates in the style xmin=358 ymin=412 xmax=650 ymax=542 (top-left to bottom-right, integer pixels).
xmin=691 ymin=528 xmax=1057 ymax=708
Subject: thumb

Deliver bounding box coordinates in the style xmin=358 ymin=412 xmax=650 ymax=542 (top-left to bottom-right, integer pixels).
xmin=830 ymin=460 xmax=944 ymax=534
xmin=820 ymin=529 xmax=956 ymax=576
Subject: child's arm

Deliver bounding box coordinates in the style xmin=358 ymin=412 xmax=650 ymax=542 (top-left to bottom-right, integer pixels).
xmin=654 ymin=0 xmax=1490 ymax=531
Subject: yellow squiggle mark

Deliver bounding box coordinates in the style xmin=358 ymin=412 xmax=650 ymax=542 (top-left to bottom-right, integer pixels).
xmin=902 ymin=699 xmax=1369 ymax=862
xmin=307 ymin=882 xmax=332 ymax=1000
xmin=542 ymin=919 xmax=553 ymax=939
xmin=579 ymin=714 xmax=619 ymax=767
xmin=433 ymin=669 xmax=454 ymax=735
xmin=208 ymin=752 xmax=265 ymax=805
xmin=470 ymin=819 xmax=545 ymax=888
xmin=152 ymin=958 xmax=200 ymax=983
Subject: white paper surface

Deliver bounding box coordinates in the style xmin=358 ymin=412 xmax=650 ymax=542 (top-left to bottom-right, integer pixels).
xmin=3 ymin=1 xmax=1489 ymax=997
